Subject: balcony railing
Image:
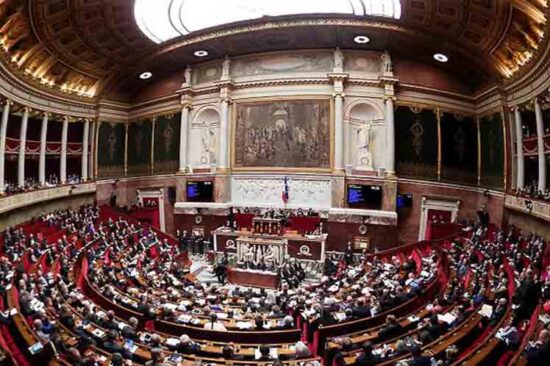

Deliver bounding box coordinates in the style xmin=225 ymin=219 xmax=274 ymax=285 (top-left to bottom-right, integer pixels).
xmin=0 ymin=182 xmax=96 ymax=215
xmin=505 ymin=194 xmax=550 ymax=222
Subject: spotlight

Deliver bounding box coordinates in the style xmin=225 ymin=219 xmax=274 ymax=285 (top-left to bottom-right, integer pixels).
xmin=354 ymin=35 xmax=370 ymax=44
xmin=139 ymin=72 xmax=152 ymax=80
xmin=433 ymin=53 xmax=449 ymax=63
xmin=194 ymin=50 xmax=209 ymax=57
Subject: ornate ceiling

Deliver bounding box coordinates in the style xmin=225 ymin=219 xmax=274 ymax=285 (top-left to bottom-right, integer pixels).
xmin=0 ymin=0 xmax=547 ymax=102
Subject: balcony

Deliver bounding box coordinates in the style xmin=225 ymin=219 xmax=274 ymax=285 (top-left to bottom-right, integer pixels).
xmin=0 ymin=182 xmax=96 ymax=215
xmin=505 ymin=194 xmax=550 ymax=222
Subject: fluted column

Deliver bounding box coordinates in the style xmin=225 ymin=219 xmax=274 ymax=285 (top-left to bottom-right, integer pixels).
xmin=60 ymin=117 xmax=69 ymax=184
xmin=535 ymin=98 xmax=546 ymax=191
xmin=81 ymin=119 xmax=89 ymax=181
xmin=88 ymin=121 xmax=95 ymax=180
xmin=17 ymin=107 xmax=29 ymax=187
xmin=514 ymin=107 xmax=525 ymax=189
xmin=334 ymin=93 xmax=344 ymax=171
xmin=385 ymin=96 xmax=396 ymax=174
xmin=38 ymin=112 xmax=49 ymax=186
xmin=179 ymin=105 xmax=190 ymax=172
xmin=0 ymin=100 xmax=11 ymax=193
xmin=218 ymin=98 xmax=230 ymax=170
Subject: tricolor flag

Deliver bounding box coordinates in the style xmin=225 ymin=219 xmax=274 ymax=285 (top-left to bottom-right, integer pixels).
xmin=282 ymin=177 xmax=289 ymax=204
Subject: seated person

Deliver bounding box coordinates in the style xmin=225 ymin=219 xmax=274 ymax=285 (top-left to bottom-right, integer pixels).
xmin=356 ymin=341 xmax=380 ymax=366
xmin=378 ymin=314 xmax=404 ymax=341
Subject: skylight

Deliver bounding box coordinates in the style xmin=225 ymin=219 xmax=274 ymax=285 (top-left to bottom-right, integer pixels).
xmin=134 ymin=0 xmax=402 ymax=44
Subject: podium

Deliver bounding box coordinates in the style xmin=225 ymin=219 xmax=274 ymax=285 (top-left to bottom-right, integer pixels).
xmin=253 ymin=217 xmax=284 ymax=235
xmin=236 ymin=236 xmax=288 ymax=264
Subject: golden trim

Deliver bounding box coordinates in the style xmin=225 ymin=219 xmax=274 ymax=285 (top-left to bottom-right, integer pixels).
xmin=476 ymin=117 xmax=481 ymax=186
xmin=94 ymin=120 xmax=99 ymax=178
xmin=436 ymin=108 xmax=442 ymax=181
xmin=151 ymin=117 xmax=156 ymax=175
xmin=124 ymin=122 xmax=129 ymax=177
xmin=230 ymin=96 xmax=334 ymax=173
xmin=501 ymin=107 xmax=508 ymax=190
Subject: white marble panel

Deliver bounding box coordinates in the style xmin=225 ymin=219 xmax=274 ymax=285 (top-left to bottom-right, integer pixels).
xmin=231 ymin=175 xmax=332 ymax=209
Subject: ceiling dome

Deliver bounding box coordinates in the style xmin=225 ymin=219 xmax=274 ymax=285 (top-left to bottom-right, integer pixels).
xmin=134 ymin=0 xmax=402 ymax=43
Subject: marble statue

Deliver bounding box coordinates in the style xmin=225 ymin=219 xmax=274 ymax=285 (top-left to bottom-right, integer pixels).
xmin=182 ymin=66 xmax=192 ymax=87
xmin=356 ymin=122 xmax=374 ymax=170
xmin=200 ymin=126 xmax=216 ymax=165
xmin=380 ymin=51 xmax=393 ymax=74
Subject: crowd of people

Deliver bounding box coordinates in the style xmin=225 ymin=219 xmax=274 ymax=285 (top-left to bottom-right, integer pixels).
xmin=0 ymin=203 xmax=548 ymax=366
xmin=2 ymin=174 xmax=83 ymax=196
xmin=513 ymin=182 xmax=550 ymax=202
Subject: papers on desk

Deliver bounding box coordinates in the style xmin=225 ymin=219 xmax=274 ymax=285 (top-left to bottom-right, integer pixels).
xmin=328 ymin=285 xmax=339 ymax=293
xmin=407 ymin=315 xmax=420 ymax=323
xmin=30 ymin=299 xmax=44 ymax=312
xmin=92 ymin=329 xmax=106 ymax=339
xmin=255 ymin=347 xmax=278 ymax=360
xmin=236 ymin=321 xmax=253 ymax=329
xmin=96 ymin=310 xmax=106 ymax=319
xmin=216 ymin=312 xmax=228 ymax=320
xmin=334 ymin=312 xmax=347 ymax=322
xmin=437 ymin=313 xmax=457 ymax=325
xmin=165 ymin=338 xmax=180 ymax=347
xmin=28 ymin=342 xmax=44 ymax=355
xmin=117 ymin=322 xmax=128 ymax=331
xmin=478 ymin=304 xmax=493 ymax=318
xmin=177 ymin=314 xmax=192 ymax=323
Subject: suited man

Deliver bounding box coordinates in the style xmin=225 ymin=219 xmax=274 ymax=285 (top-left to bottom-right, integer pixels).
xmin=352 ymin=298 xmax=371 ymax=319
xmin=356 ymin=341 xmax=380 ymax=366
xmin=378 ymin=315 xmax=404 ymax=341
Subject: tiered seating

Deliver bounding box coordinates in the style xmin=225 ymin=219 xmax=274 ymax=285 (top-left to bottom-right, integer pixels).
xmin=0 ymin=206 xmax=546 ymax=366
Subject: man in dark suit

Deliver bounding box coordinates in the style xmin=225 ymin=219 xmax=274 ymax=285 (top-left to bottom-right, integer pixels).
xmin=378 ymin=315 xmax=404 ymax=341
xmin=356 ymin=341 xmax=380 ymax=366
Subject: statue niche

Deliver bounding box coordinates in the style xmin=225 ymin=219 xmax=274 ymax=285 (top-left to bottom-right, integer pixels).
xmin=347 ymin=103 xmax=385 ymax=172
xmin=189 ymin=108 xmax=221 ymax=168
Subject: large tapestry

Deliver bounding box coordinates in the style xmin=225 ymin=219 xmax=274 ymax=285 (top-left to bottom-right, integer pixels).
xmin=97 ymin=122 xmax=126 ymax=178
xmin=233 ymin=100 xmax=331 ymax=169
xmin=154 ymin=112 xmax=181 ymax=174
xmin=395 ymin=106 xmax=438 ymax=180
xmin=440 ymin=113 xmax=478 ymax=185
xmin=479 ymin=112 xmax=505 ymax=189
xmin=127 ymin=119 xmax=152 ymax=176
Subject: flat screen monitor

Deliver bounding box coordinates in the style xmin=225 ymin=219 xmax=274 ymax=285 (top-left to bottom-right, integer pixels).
xmin=347 ymin=184 xmax=383 ymax=209
xmin=397 ymin=194 xmax=413 ymax=209
xmin=186 ymin=181 xmax=214 ymax=202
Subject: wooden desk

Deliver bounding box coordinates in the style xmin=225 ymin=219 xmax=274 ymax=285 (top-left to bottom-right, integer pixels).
xmin=227 ymin=268 xmax=279 ymax=289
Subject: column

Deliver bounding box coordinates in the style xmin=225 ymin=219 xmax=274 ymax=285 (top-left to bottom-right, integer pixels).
xmin=38 ymin=112 xmax=48 ymax=186
xmin=60 ymin=116 xmax=69 ymax=184
xmin=535 ymin=98 xmax=546 ymax=191
xmin=17 ymin=107 xmax=29 ymax=187
xmin=0 ymin=100 xmax=11 ymax=193
xmin=218 ymin=98 xmax=230 ymax=170
xmin=385 ymin=96 xmax=396 ymax=174
xmin=514 ymin=107 xmax=525 ymax=189
xmin=88 ymin=121 xmax=95 ymax=180
xmin=334 ymin=93 xmax=344 ymax=171
xmin=179 ymin=105 xmax=190 ymax=172
xmin=81 ymin=119 xmax=89 ymax=181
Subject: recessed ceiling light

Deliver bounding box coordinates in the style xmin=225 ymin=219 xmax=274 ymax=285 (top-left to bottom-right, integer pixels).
xmin=354 ymin=35 xmax=370 ymax=44
xmin=139 ymin=71 xmax=152 ymax=80
xmin=433 ymin=53 xmax=449 ymax=63
xmin=194 ymin=50 xmax=209 ymax=57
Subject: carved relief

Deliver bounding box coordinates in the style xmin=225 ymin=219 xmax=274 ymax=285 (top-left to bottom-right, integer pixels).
xmin=231 ymin=177 xmax=331 ymax=208
xmin=231 ymin=51 xmax=333 ymax=77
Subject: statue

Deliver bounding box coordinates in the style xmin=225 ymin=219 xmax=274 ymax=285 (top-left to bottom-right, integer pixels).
xmin=200 ymin=125 xmax=216 ymax=166
xmin=221 ymin=56 xmax=231 ymax=80
xmin=333 ymin=48 xmax=344 ymax=73
xmin=182 ymin=66 xmax=192 ymax=87
xmin=380 ymin=51 xmax=393 ymax=74
xmin=356 ymin=122 xmax=374 ymax=170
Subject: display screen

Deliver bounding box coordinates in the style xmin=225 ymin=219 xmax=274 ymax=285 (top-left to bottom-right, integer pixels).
xmin=347 ymin=184 xmax=382 ymax=209
xmin=397 ymin=194 xmax=413 ymax=208
xmin=186 ymin=181 xmax=214 ymax=202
